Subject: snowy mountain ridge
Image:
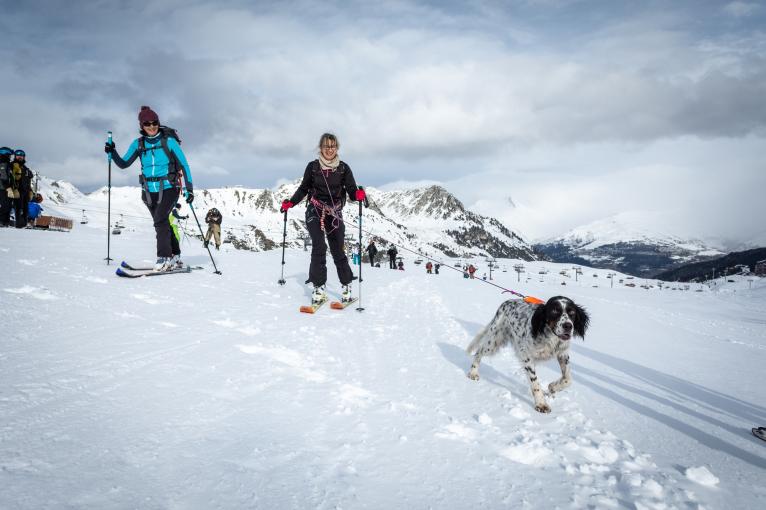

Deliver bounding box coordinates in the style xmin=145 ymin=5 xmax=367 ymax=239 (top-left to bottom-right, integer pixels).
xmin=534 ymin=211 xmax=727 ymax=277
xmin=35 ymin=176 xmax=538 ymax=261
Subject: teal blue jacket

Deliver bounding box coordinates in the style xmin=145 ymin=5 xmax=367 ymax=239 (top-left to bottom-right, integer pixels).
xmin=112 ymin=133 xmax=193 ymax=193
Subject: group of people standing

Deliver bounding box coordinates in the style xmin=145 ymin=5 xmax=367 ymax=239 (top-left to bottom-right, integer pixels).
xmin=0 ymin=147 xmax=39 ymax=228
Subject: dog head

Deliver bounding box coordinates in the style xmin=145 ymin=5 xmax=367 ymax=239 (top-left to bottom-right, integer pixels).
xmin=531 ymin=296 xmax=590 ymax=341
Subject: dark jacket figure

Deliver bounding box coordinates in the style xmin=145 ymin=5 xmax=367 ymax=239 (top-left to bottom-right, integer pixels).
xmin=0 ymin=147 xmax=13 ymax=226
xmin=12 ymin=150 xmax=34 ymax=228
xmin=398 ymin=259 xmax=404 ymax=270
xmin=387 ymin=246 xmax=398 ymax=269
xmin=281 ymin=135 xmax=363 ymax=291
xmin=435 ymin=263 xmax=440 ymax=274
xmin=204 ymin=207 xmax=223 ymax=249
xmin=366 ymin=241 xmax=378 ymax=267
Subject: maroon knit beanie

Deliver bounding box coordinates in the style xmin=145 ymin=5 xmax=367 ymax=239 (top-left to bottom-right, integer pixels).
xmin=138 ymin=105 xmax=159 ymax=124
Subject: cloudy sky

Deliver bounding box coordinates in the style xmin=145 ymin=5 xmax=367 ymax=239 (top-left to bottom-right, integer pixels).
xmin=1 ymin=0 xmax=764 ymax=245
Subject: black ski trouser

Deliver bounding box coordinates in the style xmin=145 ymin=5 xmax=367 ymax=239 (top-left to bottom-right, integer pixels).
xmin=16 ymin=196 xmax=29 ymax=228
xmin=10 ymin=197 xmax=23 ymax=228
xmin=389 ymin=255 xmax=396 ymax=269
xmin=0 ymin=191 xmax=11 ymax=226
xmin=305 ymin=206 xmax=353 ymax=287
xmin=141 ymin=186 xmax=180 ymax=258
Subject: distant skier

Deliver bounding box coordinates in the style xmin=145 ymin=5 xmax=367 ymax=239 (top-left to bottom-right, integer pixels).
xmin=168 ymin=203 xmax=188 ymax=267
xmin=105 ymin=106 xmax=194 ymax=271
xmin=435 ymin=263 xmax=440 ymax=274
xmin=426 ymin=261 xmax=433 ymax=274
xmin=0 ymin=146 xmax=13 ymax=227
xmin=280 ymin=133 xmax=365 ymax=305
xmin=468 ymin=264 xmax=476 ymax=279
xmin=387 ymin=245 xmax=398 ymax=269
xmin=398 ymin=259 xmax=404 ymax=270
xmin=366 ymin=240 xmax=378 ymax=268
xmin=12 ymin=150 xmax=34 ymax=228
xmin=204 ymin=207 xmax=223 ymax=250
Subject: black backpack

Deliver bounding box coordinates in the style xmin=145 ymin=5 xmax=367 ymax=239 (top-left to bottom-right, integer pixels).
xmin=0 ymin=161 xmax=9 ymax=186
xmin=137 ymin=126 xmax=185 ymax=186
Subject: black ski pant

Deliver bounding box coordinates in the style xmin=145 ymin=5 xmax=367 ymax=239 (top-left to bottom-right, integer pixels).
xmin=16 ymin=196 xmax=29 ymax=228
xmin=9 ymin=197 xmax=24 ymax=228
xmin=0 ymin=192 xmax=11 ymax=226
xmin=141 ymin=186 xmax=180 ymax=258
xmin=305 ymin=206 xmax=353 ymax=287
xmin=389 ymin=255 xmax=396 ymax=269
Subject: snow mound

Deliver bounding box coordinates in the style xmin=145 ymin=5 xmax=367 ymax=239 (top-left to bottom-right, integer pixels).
xmin=685 ymin=466 xmax=720 ymax=487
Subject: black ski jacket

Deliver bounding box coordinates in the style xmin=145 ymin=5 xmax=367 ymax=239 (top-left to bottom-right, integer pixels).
xmin=288 ymin=160 xmax=359 ymax=208
xmin=205 ymin=210 xmax=222 ymax=225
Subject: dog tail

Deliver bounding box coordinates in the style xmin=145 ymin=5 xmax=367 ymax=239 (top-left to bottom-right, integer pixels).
xmin=466 ymin=325 xmax=489 ymax=355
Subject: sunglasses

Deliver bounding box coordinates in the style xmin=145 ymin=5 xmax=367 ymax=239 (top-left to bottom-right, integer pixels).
xmin=142 ymin=121 xmax=159 ymax=127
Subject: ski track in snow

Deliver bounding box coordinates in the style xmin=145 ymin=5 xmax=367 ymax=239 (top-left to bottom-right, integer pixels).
xmin=1 ymin=227 xmax=764 ymax=509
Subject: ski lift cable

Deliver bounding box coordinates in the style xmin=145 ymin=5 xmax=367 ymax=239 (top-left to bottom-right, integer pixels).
xmin=333 ymin=215 xmax=540 ymax=302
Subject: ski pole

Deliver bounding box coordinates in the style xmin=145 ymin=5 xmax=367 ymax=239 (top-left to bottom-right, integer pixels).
xmin=356 ymin=186 xmax=368 ymax=312
xmin=188 ymin=202 xmax=222 ymax=275
xmin=278 ymin=210 xmax=287 ymax=285
xmin=105 ymin=131 xmax=113 ymax=264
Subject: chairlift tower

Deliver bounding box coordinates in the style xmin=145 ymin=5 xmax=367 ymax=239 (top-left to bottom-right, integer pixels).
xmin=513 ymin=263 xmax=525 ymax=283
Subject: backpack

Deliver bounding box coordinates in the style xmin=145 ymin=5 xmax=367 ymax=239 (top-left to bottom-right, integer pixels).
xmin=137 ymin=126 xmax=184 ymax=186
xmin=0 ymin=161 xmax=9 ymax=186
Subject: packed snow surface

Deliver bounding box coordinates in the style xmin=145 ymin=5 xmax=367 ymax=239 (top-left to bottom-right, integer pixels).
xmin=1 ymin=215 xmax=765 ymax=509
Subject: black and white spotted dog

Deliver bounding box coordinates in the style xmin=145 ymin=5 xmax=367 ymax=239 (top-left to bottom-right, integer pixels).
xmin=466 ymin=296 xmax=590 ymax=413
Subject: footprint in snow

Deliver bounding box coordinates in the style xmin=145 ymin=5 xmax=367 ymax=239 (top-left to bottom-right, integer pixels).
xmin=3 ymin=285 xmax=58 ymax=300
xmin=131 ymin=293 xmax=160 ymax=305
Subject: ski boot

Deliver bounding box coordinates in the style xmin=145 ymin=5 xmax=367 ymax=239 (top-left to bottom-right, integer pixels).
xmin=312 ymin=285 xmax=327 ymax=305
xmin=169 ymin=255 xmax=183 ymax=268
xmin=341 ymin=284 xmax=352 ymax=303
xmin=153 ymin=257 xmax=172 ymax=271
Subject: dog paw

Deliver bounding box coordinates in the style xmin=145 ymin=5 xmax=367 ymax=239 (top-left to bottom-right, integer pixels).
xmin=467 ymin=372 xmax=480 ymax=381
xmin=534 ymin=403 xmax=551 ymax=414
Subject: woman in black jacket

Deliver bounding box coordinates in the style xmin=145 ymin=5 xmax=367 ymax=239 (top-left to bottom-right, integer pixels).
xmin=281 ymin=133 xmax=365 ymax=305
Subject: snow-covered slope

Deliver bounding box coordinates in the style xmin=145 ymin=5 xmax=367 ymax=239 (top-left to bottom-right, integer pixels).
xmin=535 ymin=212 xmax=725 ymax=277
xmin=2 ymin=222 xmax=765 ymax=509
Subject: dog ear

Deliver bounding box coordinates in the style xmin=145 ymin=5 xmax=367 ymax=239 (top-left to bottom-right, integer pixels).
xmin=531 ymin=303 xmax=547 ymax=338
xmin=573 ymin=303 xmax=590 ymax=338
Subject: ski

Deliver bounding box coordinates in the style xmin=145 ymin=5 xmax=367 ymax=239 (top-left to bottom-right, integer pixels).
xmin=753 ymin=427 xmax=766 ymax=442
xmin=116 ymin=266 xmax=192 ymax=278
xmin=121 ymin=261 xmax=203 ymax=271
xmin=330 ymin=297 xmax=358 ymax=310
xmin=300 ymin=297 xmax=328 ymax=314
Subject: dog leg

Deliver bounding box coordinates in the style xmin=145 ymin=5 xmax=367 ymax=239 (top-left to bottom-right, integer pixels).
xmin=467 ymin=351 xmax=483 ymax=380
xmin=548 ymin=353 xmax=571 ymax=394
xmin=523 ymin=358 xmax=550 ymax=413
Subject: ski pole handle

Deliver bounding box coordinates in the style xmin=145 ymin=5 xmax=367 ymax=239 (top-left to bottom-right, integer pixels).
xmin=358 ymin=186 xmax=369 ymax=208
xmin=107 ymin=131 xmax=113 ymax=162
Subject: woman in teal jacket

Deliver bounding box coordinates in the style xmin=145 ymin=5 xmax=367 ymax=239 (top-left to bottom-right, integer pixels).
xmin=106 ymin=106 xmax=194 ymax=271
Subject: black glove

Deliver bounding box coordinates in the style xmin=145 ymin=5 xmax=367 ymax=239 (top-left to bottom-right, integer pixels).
xmin=185 ymin=189 xmax=194 ymax=204
xmin=104 ymin=141 xmax=115 ymax=154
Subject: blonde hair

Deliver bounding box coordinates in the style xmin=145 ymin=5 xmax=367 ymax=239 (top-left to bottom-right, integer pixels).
xmin=318 ymin=133 xmax=339 ymax=151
